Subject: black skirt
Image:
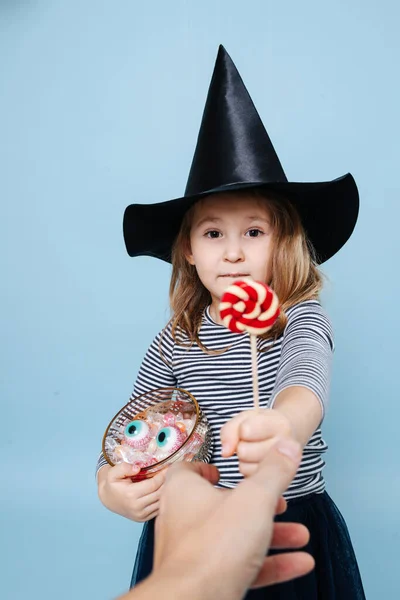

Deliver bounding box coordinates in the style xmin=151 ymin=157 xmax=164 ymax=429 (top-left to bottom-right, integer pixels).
xmin=130 ymin=491 xmax=366 ymax=599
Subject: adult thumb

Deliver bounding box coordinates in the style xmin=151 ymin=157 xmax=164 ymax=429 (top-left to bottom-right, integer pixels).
xmin=249 ymin=438 xmax=302 ymax=500
xmin=108 ymin=461 xmax=141 ymax=482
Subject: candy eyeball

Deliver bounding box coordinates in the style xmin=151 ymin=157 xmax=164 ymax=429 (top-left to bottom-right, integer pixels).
xmin=123 ymin=419 xmax=152 ymax=449
xmin=156 ymin=425 xmax=186 ymax=455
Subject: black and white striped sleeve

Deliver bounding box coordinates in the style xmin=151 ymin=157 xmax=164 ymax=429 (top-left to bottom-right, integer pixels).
xmin=268 ymin=301 xmax=334 ymax=419
xmin=132 ymin=322 xmax=176 ymax=397
xmin=95 ymin=324 xmax=177 ymax=478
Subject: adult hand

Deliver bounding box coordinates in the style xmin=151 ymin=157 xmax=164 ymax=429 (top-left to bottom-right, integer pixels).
xmin=120 ymin=439 xmax=314 ymax=600
xmin=118 ymin=437 xmax=314 ymax=600
xmin=154 ymin=438 xmax=313 ymax=597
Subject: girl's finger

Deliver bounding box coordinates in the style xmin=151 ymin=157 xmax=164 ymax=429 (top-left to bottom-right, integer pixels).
xmin=150 ymin=469 xmax=167 ymax=489
xmin=141 ymin=501 xmax=160 ymax=521
xmin=240 ymin=411 xmax=292 ymax=442
xmin=239 ymin=462 xmax=259 ymax=477
xmin=108 ymin=462 xmax=141 ymax=482
xmin=137 ymin=470 xmax=167 ymax=495
xmin=237 ymin=438 xmax=281 ymax=463
xmin=144 ymin=509 xmax=159 ymax=521
xmin=135 ymin=487 xmax=162 ymax=510
xmin=220 ymin=412 xmax=249 ymax=456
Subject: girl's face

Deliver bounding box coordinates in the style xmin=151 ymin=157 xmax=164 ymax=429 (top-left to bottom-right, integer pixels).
xmin=187 ymin=194 xmax=274 ymax=322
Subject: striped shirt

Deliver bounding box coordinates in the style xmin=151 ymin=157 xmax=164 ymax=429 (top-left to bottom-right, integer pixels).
xmin=96 ymin=300 xmax=333 ymax=500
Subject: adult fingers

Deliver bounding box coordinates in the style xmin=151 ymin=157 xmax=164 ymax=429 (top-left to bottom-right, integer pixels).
xmin=160 ymin=461 xmax=220 ymax=521
xmin=269 ymin=522 xmax=310 ymax=549
xmin=250 ymin=552 xmax=315 ymax=588
xmin=206 ymin=440 xmax=301 ymax=570
xmin=165 ymin=461 xmax=220 ymax=486
xmin=275 ymin=496 xmax=287 ymax=515
xmin=233 ymin=438 xmax=302 ymax=518
xmin=245 ymin=438 xmax=301 ymax=496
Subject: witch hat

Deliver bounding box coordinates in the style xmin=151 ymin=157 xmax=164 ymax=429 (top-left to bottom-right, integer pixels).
xmin=123 ymin=45 xmax=359 ymax=264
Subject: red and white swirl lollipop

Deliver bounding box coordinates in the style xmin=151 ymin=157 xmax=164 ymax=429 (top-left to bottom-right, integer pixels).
xmin=219 ymin=279 xmax=280 ymax=409
xmin=220 ymin=280 xmax=280 ymax=335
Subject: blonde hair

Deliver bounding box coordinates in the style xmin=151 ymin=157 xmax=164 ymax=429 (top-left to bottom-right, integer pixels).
xmin=166 ymin=188 xmax=323 ymax=354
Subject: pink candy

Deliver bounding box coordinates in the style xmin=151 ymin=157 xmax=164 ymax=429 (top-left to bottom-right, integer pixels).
xmin=163 ymin=412 xmax=176 ymax=426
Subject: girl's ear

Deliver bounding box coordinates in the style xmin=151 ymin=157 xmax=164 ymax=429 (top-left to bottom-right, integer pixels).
xmin=184 ymin=240 xmax=195 ymax=265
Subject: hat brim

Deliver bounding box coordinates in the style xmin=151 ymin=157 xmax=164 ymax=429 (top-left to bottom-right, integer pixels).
xmin=123 ymin=173 xmax=359 ymax=265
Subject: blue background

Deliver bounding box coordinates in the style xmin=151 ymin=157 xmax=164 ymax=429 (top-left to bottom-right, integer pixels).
xmin=1 ymin=1 xmax=399 ymax=598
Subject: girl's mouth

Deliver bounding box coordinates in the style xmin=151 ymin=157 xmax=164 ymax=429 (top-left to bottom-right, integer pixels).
xmin=219 ymin=273 xmax=250 ymax=278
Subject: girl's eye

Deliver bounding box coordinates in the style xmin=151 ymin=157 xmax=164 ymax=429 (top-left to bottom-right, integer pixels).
xmin=246 ymin=228 xmax=263 ymax=237
xmin=205 ymin=230 xmax=221 ymax=239
xmin=124 ymin=420 xmax=150 ymax=441
xmin=156 ymin=426 xmax=180 ymax=451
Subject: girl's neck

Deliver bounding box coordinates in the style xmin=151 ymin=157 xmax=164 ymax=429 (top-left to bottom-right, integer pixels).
xmin=208 ymin=302 xmax=223 ymax=325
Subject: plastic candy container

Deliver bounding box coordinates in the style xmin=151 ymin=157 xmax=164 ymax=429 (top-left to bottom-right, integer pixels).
xmin=102 ymin=387 xmax=213 ymax=481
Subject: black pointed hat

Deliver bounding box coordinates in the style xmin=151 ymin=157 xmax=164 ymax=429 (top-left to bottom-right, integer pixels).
xmin=123 ymin=45 xmax=359 ymax=264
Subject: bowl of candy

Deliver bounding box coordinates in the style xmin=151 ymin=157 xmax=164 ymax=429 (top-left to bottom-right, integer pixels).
xmin=102 ymin=387 xmax=213 ymax=480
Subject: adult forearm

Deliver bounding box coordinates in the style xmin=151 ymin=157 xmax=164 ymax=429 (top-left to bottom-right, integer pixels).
xmin=272 ymin=386 xmax=323 ymax=447
xmin=117 ymin=573 xmax=191 ymax=600
xmin=117 ymin=567 xmax=238 ymax=600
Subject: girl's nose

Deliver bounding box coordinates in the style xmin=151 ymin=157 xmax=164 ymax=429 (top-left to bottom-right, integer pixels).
xmin=223 ymin=241 xmax=245 ymax=262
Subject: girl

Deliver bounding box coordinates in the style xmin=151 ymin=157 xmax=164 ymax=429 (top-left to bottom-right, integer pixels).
xmin=97 ymin=46 xmax=365 ymax=599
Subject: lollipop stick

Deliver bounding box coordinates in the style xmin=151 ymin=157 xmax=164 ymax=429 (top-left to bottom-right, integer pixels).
xmin=250 ymin=334 xmax=259 ymax=410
